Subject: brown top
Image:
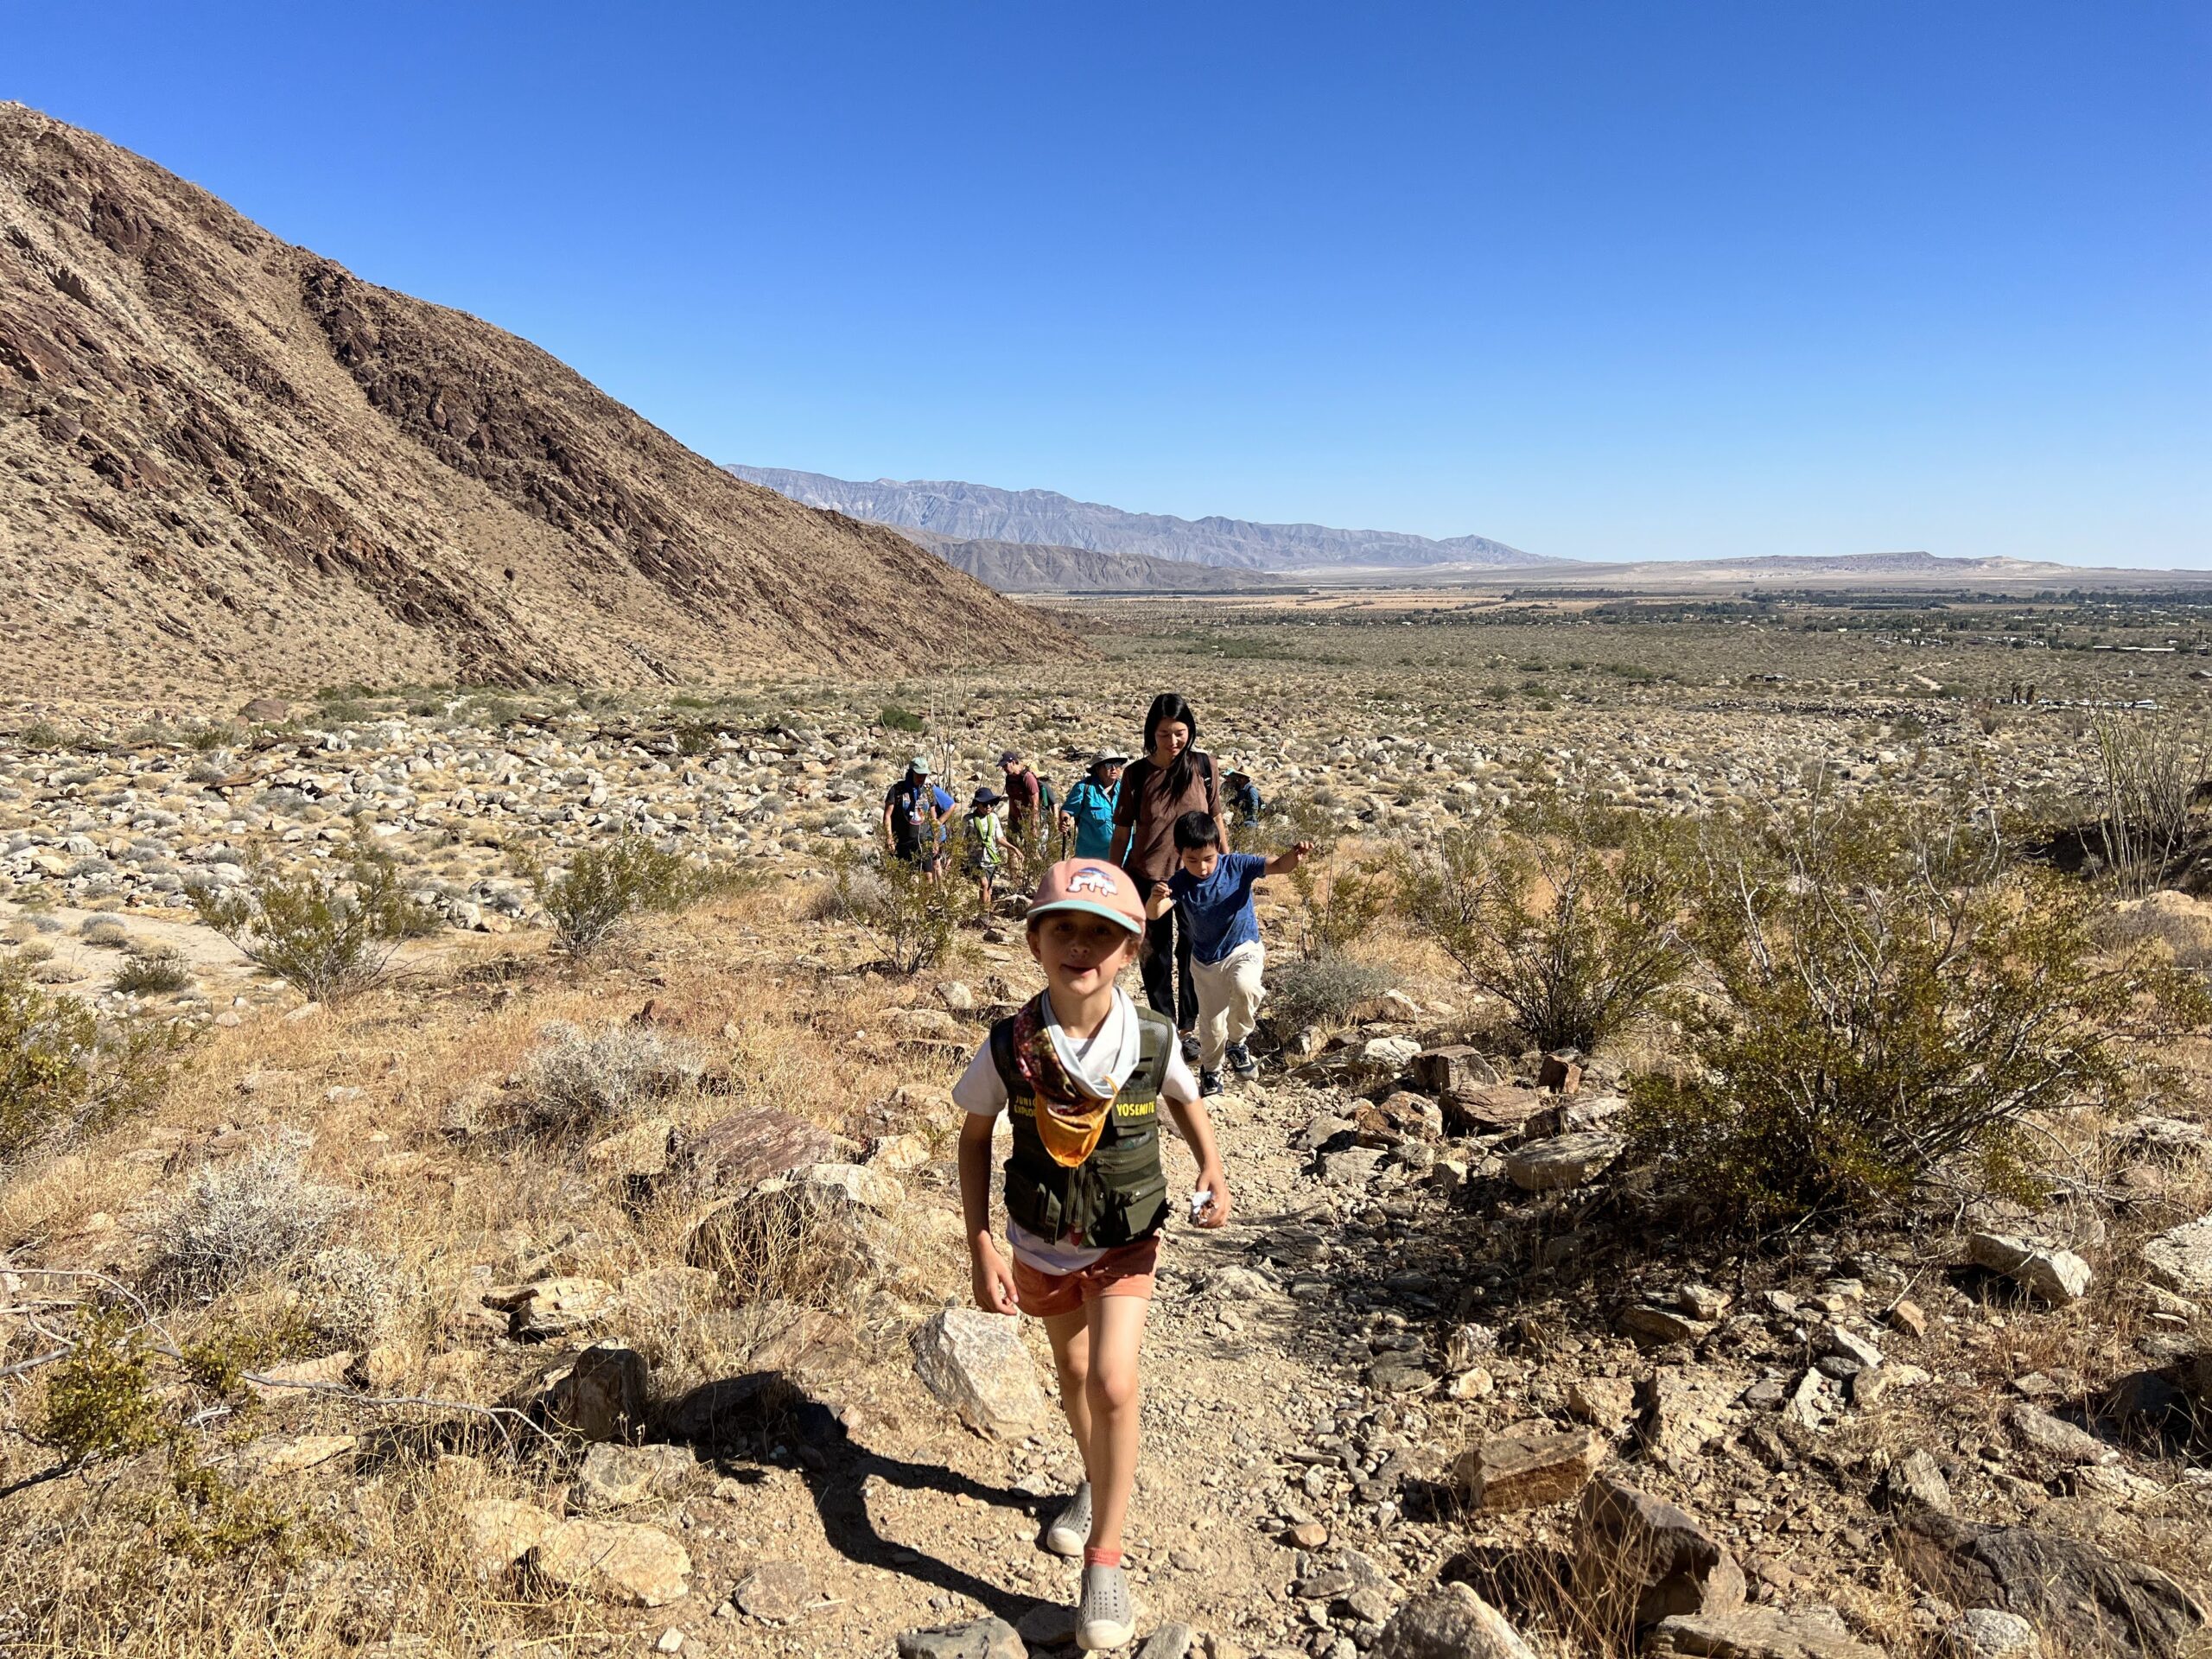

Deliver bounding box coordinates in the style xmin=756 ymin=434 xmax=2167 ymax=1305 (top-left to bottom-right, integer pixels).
xmin=1112 ymin=750 xmax=1223 ymax=885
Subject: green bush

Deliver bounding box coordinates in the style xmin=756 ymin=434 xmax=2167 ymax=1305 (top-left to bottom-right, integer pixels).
xmin=1627 ymin=791 xmax=2210 ymax=1225
xmin=880 ymin=704 xmax=926 ymax=734
xmin=531 ymin=835 xmax=719 ymax=957
xmin=191 ymin=846 xmax=431 ymax=1003
xmin=825 ymin=845 xmax=958 ymax=975
xmin=2 ymin=961 xmax=174 ymax=1166
xmin=1398 ymin=796 xmax=1689 ymax=1053
xmin=112 ymin=946 xmax=191 ymax=995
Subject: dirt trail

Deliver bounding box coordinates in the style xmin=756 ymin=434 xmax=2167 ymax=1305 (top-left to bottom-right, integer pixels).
xmin=655 ymin=1071 xmax=1411 ymax=1658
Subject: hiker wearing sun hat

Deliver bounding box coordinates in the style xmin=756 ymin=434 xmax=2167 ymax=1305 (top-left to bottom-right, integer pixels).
xmin=1059 ymin=749 xmax=1128 ymax=862
xmin=882 ymin=754 xmax=951 ymax=873
xmin=954 ymin=857 xmax=1232 ymax=1650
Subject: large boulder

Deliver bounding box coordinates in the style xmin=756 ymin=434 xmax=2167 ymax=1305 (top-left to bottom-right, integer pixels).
xmin=1646 ymin=1608 xmax=1884 ymax=1658
xmin=682 ymin=1108 xmax=833 ymax=1196
xmin=1967 ymin=1232 xmax=2092 ymax=1304
xmin=911 ymin=1308 xmax=1049 ymax=1440
xmin=1503 ymin=1132 xmax=1624 ymax=1192
xmin=532 ymin=1517 xmax=692 ymax=1605
xmin=1370 ymin=1582 xmax=1535 ymax=1659
xmin=530 ymin=1343 xmax=650 ymax=1443
xmin=1454 ymin=1422 xmax=1608 ymax=1510
xmin=1637 ymin=1367 xmax=1739 ymax=1464
xmin=1412 ymin=1045 xmax=1500 ymax=1101
xmin=461 ymin=1497 xmax=556 ymax=1577
xmin=1573 ymin=1473 xmax=1746 ymax=1626
xmin=1893 ymin=1513 xmax=2209 ymax=1659
xmin=2142 ymin=1212 xmax=2212 ymax=1298
xmin=575 ymin=1442 xmax=697 ymax=1510
xmin=895 ymin=1620 xmax=1027 ymax=1659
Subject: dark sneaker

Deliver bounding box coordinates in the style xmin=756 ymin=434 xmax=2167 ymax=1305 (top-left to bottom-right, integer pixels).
xmin=1043 ymin=1480 xmax=1091 ymax=1558
xmin=1179 ymin=1029 xmax=1199 ymax=1065
xmin=1199 ymin=1069 xmax=1224 ymax=1096
xmin=1077 ymin=1561 xmax=1135 ymax=1650
xmin=1225 ymin=1040 xmax=1257 ymax=1077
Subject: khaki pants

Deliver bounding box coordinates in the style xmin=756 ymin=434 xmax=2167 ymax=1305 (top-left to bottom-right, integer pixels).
xmin=1192 ymin=941 xmax=1265 ymax=1071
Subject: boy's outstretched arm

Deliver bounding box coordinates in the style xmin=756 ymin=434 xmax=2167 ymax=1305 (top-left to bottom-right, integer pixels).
xmin=1163 ymin=1095 xmax=1234 ymax=1228
xmin=1264 ymin=839 xmax=1315 ymax=876
xmin=1145 ymin=880 xmax=1176 ymax=921
xmin=957 ymin=1112 xmax=1020 ymax=1313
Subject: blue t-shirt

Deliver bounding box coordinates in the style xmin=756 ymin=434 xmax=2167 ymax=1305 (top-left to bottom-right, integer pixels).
xmin=1166 ymin=851 xmax=1269 ymax=964
xmin=1063 ymin=778 xmax=1120 ymax=861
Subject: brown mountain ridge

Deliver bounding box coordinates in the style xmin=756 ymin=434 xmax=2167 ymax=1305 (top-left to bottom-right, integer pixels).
xmin=0 ymin=103 xmax=1063 ymax=699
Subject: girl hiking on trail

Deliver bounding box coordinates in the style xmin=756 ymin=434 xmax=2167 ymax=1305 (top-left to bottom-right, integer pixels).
xmin=955 ymin=858 xmax=1231 ymax=1650
xmin=1108 ymin=693 xmax=1225 ymax=1065
xmin=962 ymin=785 xmax=1007 ymax=915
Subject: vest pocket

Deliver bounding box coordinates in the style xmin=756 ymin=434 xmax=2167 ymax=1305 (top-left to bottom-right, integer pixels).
xmin=1090 ymin=1169 xmax=1168 ymax=1248
xmin=1003 ymin=1162 xmax=1064 ymax=1242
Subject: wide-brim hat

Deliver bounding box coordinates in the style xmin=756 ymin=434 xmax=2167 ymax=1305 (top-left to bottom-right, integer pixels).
xmin=1027 ymin=858 xmax=1145 ymax=935
xmin=972 ymin=787 xmax=1003 ymax=806
xmin=1095 ymin=749 xmax=1130 ymax=767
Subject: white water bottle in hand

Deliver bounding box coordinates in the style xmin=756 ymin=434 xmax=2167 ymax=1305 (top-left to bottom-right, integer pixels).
xmin=1188 ymin=1185 xmax=1216 ymax=1223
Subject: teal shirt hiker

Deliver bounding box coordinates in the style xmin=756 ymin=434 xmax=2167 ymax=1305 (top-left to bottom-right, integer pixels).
xmin=1064 ymin=778 xmax=1120 ymax=860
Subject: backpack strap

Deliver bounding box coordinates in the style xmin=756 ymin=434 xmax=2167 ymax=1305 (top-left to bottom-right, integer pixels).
xmin=988 ymin=1016 xmax=1020 ymax=1098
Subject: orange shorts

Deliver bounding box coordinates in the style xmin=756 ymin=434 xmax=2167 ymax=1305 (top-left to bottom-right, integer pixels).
xmin=1014 ymin=1237 xmax=1160 ymax=1319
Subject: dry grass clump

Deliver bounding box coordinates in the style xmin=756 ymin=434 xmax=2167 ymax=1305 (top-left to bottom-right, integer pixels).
xmin=295 ymin=1243 xmax=404 ymax=1348
xmin=519 ymin=1020 xmax=705 ymax=1135
xmin=1268 ymin=953 xmax=1395 ymax=1034
xmin=144 ymin=1136 xmax=363 ymax=1297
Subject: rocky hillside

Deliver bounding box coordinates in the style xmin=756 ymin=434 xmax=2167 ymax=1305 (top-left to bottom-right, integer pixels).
xmin=725 ymin=465 xmax=1547 ymax=572
xmin=899 ymin=527 xmax=1289 ymax=594
xmin=0 ymin=104 xmax=1060 ymax=699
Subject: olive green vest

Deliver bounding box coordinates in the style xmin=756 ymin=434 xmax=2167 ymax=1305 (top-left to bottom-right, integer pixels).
xmin=991 ymin=1007 xmax=1173 ymax=1250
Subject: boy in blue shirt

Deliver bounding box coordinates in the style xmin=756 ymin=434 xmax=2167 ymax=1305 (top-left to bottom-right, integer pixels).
xmin=1144 ymin=810 xmax=1310 ymax=1096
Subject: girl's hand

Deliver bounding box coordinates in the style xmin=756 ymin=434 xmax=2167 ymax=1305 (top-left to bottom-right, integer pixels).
xmin=1192 ymin=1166 xmax=1233 ymax=1229
xmin=971 ymin=1236 xmax=1020 ymax=1314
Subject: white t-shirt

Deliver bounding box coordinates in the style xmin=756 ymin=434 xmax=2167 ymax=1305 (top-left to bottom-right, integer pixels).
xmin=954 ymin=999 xmax=1199 ymax=1274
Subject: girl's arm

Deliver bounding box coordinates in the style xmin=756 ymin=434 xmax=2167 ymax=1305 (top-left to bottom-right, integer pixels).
xmin=957 ymin=1113 xmax=1020 ymax=1313
xmin=1163 ymin=1094 xmax=1233 ymax=1228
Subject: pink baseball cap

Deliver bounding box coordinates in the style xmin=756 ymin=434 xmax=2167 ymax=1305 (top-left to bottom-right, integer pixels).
xmin=1027 ymin=858 xmax=1146 ymax=936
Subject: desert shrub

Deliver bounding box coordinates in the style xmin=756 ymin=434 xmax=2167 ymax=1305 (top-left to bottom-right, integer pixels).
xmin=79 ymin=916 xmax=130 ymax=949
xmin=1398 ymin=795 xmax=1690 ymax=1053
xmin=2 ymin=961 xmax=173 ymax=1165
xmin=823 ymin=845 xmax=958 ymax=975
xmin=145 ymin=1137 xmax=362 ymax=1297
xmin=294 ymin=1246 xmax=403 ymax=1348
xmin=673 ymin=718 xmax=719 ymax=756
xmin=111 ymin=945 xmax=191 ymax=995
xmin=2096 ymin=890 xmax=2212 ymax=972
xmin=191 ymin=845 xmax=431 ymax=1003
xmin=531 ymin=835 xmax=709 ymax=957
xmin=2080 ymin=709 xmax=2210 ymax=896
xmin=1294 ymin=859 xmax=1391 ymax=960
xmin=1268 ymin=954 xmax=1395 ymax=1034
xmin=521 ymin=1020 xmax=705 ymax=1135
xmin=1628 ymin=791 xmax=2210 ymax=1225
xmin=16 ymin=720 xmax=65 ymax=751
xmin=880 ymin=704 xmax=925 ymax=733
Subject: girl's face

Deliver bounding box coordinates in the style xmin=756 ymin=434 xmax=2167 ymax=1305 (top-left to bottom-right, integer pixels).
xmin=1028 ymin=912 xmax=1138 ymax=999
xmin=1151 ymin=720 xmax=1191 ymax=762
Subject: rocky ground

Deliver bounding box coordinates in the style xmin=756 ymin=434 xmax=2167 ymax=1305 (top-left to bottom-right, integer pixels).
xmin=4 ymin=602 xmax=2212 ymax=1658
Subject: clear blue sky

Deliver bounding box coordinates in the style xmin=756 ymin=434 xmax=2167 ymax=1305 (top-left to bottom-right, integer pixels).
xmin=10 ymin=2 xmax=2208 ymax=566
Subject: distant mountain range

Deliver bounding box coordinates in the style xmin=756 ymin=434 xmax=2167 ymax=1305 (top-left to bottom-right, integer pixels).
xmin=897 ymin=528 xmax=1288 ymax=594
xmin=724 ymin=465 xmax=1545 ymax=572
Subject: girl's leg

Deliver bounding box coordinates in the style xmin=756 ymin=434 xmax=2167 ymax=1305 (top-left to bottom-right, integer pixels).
xmin=1139 ymin=908 xmax=1178 ymax=1021
xmin=1081 ymin=1294 xmax=1151 ymax=1552
xmin=1172 ymin=908 xmax=1198 ymax=1032
xmin=1040 ymin=1307 xmax=1096 ymax=1478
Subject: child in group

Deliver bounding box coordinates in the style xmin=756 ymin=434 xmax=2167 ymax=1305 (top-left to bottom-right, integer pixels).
xmin=962 ymin=785 xmax=1007 ymax=914
xmin=954 ymin=859 xmax=1231 ymax=1651
xmin=1146 ymin=811 xmax=1310 ymax=1095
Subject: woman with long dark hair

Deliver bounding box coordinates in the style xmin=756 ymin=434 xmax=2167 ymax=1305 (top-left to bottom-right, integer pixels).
xmin=1108 ymin=692 xmax=1225 ymax=1058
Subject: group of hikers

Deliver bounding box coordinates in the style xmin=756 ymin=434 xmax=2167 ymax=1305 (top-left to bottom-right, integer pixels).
xmin=878 ymin=693 xmax=1309 ymax=1649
